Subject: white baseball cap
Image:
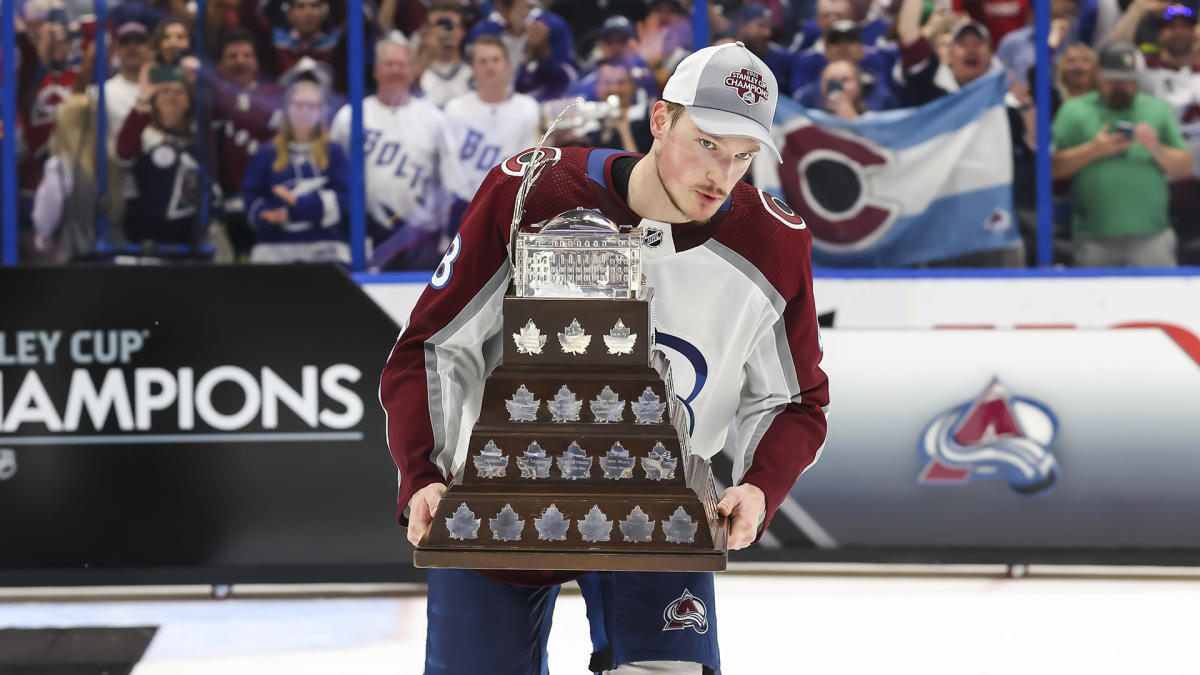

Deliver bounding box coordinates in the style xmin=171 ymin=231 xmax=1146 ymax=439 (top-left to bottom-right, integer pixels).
xmin=662 ymin=41 xmax=782 ymax=163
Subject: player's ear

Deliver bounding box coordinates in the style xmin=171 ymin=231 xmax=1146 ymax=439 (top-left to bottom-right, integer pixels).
xmin=649 ymin=100 xmax=670 ymax=139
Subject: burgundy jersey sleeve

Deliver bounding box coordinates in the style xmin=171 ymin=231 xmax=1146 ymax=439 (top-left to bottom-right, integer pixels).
xmin=379 ymin=163 xmax=520 ymax=527
xmin=738 ymin=231 xmax=829 ymax=541
xmin=718 ymin=187 xmax=830 ymax=543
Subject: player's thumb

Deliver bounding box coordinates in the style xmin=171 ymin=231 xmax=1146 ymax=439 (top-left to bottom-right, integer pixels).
xmin=716 ymin=491 xmax=740 ymax=517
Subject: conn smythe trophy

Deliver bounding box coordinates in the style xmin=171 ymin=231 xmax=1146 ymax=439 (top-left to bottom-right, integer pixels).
xmin=414 ymin=209 xmax=728 ymax=571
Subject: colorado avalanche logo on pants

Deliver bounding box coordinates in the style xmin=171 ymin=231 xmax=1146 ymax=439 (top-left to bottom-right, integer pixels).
xmin=918 ymin=377 xmax=1059 ymax=495
xmin=662 ymin=588 xmax=708 ymax=634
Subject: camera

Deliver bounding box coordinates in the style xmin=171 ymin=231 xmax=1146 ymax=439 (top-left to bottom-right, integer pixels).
xmin=435 ymin=17 xmax=454 ymax=31
xmin=544 ymin=96 xmax=621 ymax=132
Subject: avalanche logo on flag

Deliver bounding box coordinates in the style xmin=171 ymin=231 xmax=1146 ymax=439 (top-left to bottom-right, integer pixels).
xmin=918 ymin=378 xmax=1059 ymax=495
xmin=662 ymin=588 xmax=709 ymax=634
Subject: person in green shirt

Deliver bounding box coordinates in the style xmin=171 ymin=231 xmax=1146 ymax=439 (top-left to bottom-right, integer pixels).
xmin=1051 ymin=41 xmax=1193 ymax=266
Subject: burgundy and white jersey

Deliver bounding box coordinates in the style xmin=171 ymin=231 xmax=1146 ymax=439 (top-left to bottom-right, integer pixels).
xmin=19 ymin=69 xmax=76 ymax=194
xmin=210 ymin=78 xmax=285 ymax=210
xmin=379 ymin=147 xmax=830 ymax=586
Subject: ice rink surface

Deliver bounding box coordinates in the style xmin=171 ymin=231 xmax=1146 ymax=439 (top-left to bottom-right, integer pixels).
xmin=1 ymin=565 xmax=1198 ymax=674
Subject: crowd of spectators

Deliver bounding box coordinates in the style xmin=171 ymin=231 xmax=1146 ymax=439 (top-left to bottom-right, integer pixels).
xmin=4 ymin=0 xmax=1200 ymax=268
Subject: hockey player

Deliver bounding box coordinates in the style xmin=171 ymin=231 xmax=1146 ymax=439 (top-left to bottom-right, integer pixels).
xmin=331 ymin=34 xmax=447 ymax=270
xmin=381 ymin=41 xmax=829 ymax=675
xmin=441 ymin=35 xmax=541 ymax=236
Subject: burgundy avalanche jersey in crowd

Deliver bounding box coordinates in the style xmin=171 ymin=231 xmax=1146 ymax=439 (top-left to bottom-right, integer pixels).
xmin=380 ymin=147 xmax=830 ymax=587
xmin=18 ymin=69 xmax=75 ymax=193
xmin=210 ymin=79 xmax=285 ymax=205
xmin=272 ymin=26 xmax=342 ymax=75
xmin=14 ymin=23 xmax=94 ymax=194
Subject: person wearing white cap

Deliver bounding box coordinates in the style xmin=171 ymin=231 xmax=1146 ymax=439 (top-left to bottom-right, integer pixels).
xmin=96 ymin=22 xmax=151 ymax=144
xmin=383 ymin=41 xmax=828 ymax=675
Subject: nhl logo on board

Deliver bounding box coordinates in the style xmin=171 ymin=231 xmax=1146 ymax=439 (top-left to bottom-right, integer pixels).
xmin=724 ymin=68 xmax=768 ymax=105
xmin=662 ymin=588 xmax=708 ymax=634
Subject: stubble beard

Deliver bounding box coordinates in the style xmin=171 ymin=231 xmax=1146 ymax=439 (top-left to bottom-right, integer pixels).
xmin=653 ymin=148 xmax=712 ymax=225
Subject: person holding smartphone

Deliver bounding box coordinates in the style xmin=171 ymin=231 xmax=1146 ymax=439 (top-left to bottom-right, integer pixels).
xmin=414 ymin=1 xmax=471 ymax=107
xmin=1052 ymin=42 xmax=1193 ymax=267
xmin=819 ymin=59 xmax=870 ymax=119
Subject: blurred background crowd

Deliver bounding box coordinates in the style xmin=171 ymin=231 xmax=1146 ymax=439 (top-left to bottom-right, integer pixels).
xmin=3 ymin=0 xmax=1199 ymax=269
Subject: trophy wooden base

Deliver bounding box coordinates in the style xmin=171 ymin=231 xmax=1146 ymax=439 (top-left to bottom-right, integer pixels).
xmin=414 ymin=488 xmax=728 ymax=572
xmin=414 ymin=456 xmax=729 ymax=572
xmin=413 ymin=546 xmax=728 ymax=572
xmin=413 ymin=291 xmax=729 ymax=573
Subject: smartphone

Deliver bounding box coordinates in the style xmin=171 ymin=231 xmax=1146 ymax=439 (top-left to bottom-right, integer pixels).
xmin=827 ymin=79 xmax=844 ymax=94
xmin=1115 ymin=120 xmax=1134 ymax=139
xmin=150 ymin=65 xmax=180 ymax=84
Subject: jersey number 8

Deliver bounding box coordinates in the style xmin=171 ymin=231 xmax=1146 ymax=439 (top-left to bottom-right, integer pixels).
xmin=431 ymin=233 xmax=463 ymax=290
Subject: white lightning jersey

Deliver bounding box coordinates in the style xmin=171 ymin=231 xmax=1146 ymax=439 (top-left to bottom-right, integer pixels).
xmin=331 ymin=95 xmax=447 ymax=226
xmin=439 ymin=91 xmax=541 ymax=202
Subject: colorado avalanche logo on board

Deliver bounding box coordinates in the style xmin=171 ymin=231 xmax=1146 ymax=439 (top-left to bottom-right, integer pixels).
xmin=918 ymin=378 xmax=1059 ymax=495
xmin=724 ymin=68 xmax=768 ymax=105
xmin=502 ymin=146 xmax=562 ymax=177
xmin=662 ymin=588 xmax=708 ymax=634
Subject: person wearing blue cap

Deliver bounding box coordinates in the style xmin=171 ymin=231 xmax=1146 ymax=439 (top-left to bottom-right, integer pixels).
xmin=570 ymin=15 xmax=658 ymax=103
xmin=728 ymin=3 xmax=793 ymax=95
xmin=467 ymin=0 xmax=580 ymax=101
xmin=789 ymin=18 xmax=899 ymax=107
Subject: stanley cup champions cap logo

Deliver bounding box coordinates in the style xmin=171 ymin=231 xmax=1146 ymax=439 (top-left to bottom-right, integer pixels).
xmin=662 ymin=41 xmax=783 ymax=163
xmin=724 ymin=68 xmax=769 ymax=105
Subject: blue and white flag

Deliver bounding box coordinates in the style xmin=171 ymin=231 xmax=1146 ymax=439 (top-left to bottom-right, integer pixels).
xmin=755 ymin=71 xmax=1019 ymax=267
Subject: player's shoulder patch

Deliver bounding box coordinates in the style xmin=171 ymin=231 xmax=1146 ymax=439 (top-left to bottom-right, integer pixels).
xmin=501 ymin=146 xmax=563 ymax=177
xmin=754 ymin=188 xmax=807 ymax=230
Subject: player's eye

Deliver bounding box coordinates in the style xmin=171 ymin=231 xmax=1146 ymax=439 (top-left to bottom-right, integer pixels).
xmin=736 ymin=152 xmax=753 ymax=160
xmin=699 ymin=138 xmax=715 ymax=150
